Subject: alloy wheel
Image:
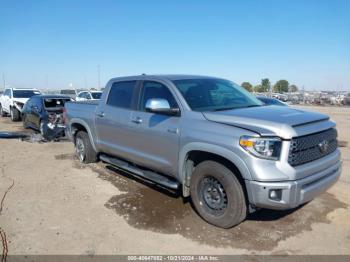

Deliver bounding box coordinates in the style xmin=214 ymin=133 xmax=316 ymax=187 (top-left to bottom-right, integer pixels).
xmin=75 ymin=137 xmax=85 ymax=162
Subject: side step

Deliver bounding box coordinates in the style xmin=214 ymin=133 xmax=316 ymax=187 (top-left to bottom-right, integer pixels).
xmin=99 ymin=154 xmax=180 ymax=190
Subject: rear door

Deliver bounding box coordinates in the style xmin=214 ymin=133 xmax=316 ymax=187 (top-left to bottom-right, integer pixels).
xmin=127 ymin=80 xmax=181 ymax=176
xmin=95 ymin=80 xmax=139 ymax=157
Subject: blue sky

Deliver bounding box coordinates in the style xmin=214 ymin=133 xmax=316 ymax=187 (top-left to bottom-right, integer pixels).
xmin=0 ymin=0 xmax=349 ymax=90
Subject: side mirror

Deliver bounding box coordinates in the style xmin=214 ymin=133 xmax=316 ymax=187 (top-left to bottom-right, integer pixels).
xmin=145 ymin=98 xmax=180 ymax=116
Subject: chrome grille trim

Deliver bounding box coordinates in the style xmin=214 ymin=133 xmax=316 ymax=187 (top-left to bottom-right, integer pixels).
xmin=288 ymin=128 xmax=338 ymax=166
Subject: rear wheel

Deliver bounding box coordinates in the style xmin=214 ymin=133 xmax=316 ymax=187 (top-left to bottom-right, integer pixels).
xmin=22 ymin=114 xmax=28 ymax=128
xmin=10 ymin=107 xmax=20 ymax=121
xmin=190 ymin=160 xmax=247 ymax=228
xmin=75 ymin=131 xmax=98 ymax=164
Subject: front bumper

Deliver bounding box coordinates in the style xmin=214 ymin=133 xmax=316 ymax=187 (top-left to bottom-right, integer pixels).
xmin=245 ymin=159 xmax=342 ymax=210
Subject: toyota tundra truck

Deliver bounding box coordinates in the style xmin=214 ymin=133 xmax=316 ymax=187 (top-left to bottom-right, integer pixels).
xmin=65 ymin=75 xmax=341 ymax=228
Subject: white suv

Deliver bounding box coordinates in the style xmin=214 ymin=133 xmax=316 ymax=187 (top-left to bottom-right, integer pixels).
xmin=0 ymin=88 xmax=41 ymax=121
xmin=76 ymin=90 xmax=102 ymax=101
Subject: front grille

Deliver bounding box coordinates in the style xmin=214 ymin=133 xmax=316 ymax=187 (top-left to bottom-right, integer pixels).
xmin=288 ymin=128 xmax=338 ymax=166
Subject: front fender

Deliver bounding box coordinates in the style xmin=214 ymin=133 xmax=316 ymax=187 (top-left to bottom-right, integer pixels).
xmin=178 ymin=142 xmax=252 ymax=183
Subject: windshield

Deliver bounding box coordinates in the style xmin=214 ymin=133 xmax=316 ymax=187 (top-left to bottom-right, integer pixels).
xmin=91 ymin=92 xmax=102 ymax=99
xmin=13 ymin=90 xmax=40 ymax=98
xmin=173 ymin=78 xmax=262 ymax=111
xmin=44 ymin=98 xmax=71 ymax=108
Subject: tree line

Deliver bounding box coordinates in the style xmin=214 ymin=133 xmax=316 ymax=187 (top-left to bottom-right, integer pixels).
xmin=241 ymin=79 xmax=299 ymax=93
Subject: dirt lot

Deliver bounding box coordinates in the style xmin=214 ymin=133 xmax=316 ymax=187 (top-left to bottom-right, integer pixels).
xmin=0 ymin=105 xmax=349 ymax=255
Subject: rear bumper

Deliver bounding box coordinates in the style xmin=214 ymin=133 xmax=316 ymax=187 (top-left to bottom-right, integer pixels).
xmin=245 ymin=159 xmax=342 ymax=210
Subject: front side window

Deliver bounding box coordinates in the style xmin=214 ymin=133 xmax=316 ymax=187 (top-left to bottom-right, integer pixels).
xmin=13 ymin=90 xmax=40 ymax=98
xmin=107 ymin=81 xmax=136 ymax=109
xmin=140 ymin=81 xmax=178 ymax=111
xmin=173 ymin=78 xmax=262 ymax=112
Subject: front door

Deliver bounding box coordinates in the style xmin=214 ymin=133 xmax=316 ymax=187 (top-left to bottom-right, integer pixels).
xmin=127 ymin=81 xmax=181 ymax=177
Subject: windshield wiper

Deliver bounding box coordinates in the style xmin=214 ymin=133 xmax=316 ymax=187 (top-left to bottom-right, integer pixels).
xmin=244 ymin=104 xmax=262 ymax=108
xmin=213 ymin=104 xmax=261 ymax=111
xmin=213 ymin=107 xmax=237 ymax=111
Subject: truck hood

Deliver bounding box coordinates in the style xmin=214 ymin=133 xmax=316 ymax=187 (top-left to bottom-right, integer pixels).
xmin=203 ymin=105 xmax=334 ymax=139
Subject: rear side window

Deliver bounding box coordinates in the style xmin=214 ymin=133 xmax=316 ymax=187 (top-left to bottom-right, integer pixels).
xmin=107 ymin=81 xmax=136 ymax=109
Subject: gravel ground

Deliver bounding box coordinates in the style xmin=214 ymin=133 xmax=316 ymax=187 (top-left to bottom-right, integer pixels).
xmin=0 ymin=105 xmax=349 ymax=255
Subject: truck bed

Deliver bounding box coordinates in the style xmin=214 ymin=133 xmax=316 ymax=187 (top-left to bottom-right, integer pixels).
xmin=65 ymin=101 xmax=98 ymax=140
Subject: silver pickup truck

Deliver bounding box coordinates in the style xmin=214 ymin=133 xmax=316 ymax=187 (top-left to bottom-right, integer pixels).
xmin=65 ymin=75 xmax=341 ymax=228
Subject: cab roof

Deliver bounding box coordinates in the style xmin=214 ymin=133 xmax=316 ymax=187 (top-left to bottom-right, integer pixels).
xmin=109 ymin=74 xmax=223 ymax=82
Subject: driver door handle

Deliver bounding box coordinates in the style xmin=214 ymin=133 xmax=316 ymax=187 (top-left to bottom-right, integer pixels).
xmin=131 ymin=117 xmax=142 ymax=124
xmin=97 ymin=112 xmax=105 ymax=117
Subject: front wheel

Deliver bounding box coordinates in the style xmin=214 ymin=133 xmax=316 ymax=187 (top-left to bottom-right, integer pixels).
xmin=190 ymin=160 xmax=247 ymax=228
xmin=0 ymin=105 xmax=6 ymax=117
xmin=10 ymin=107 xmax=20 ymax=121
xmin=75 ymin=131 xmax=98 ymax=164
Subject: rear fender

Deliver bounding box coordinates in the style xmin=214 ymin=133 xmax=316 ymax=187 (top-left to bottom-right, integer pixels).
xmin=69 ymin=118 xmax=98 ymax=152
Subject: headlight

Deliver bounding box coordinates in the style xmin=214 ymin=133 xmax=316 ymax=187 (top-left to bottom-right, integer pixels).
xmin=239 ymin=136 xmax=282 ymax=160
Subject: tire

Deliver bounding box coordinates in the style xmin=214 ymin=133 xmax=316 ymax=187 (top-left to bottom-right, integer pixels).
xmin=0 ymin=105 xmax=6 ymax=117
xmin=190 ymin=160 xmax=247 ymax=228
xmin=10 ymin=107 xmax=20 ymax=121
xmin=22 ymin=114 xmax=28 ymax=128
xmin=75 ymin=131 xmax=98 ymax=164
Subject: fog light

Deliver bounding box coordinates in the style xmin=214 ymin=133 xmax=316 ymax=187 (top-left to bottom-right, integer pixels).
xmin=269 ymin=189 xmax=282 ymax=201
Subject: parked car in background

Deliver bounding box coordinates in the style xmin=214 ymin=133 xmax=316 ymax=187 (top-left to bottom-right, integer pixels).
xmin=76 ymin=90 xmax=103 ymax=101
xmin=65 ymin=74 xmax=341 ymax=228
xmin=0 ymin=88 xmax=41 ymax=121
xmin=60 ymin=89 xmax=77 ymax=100
xmin=257 ymin=96 xmax=288 ymax=106
xmin=22 ymin=95 xmax=72 ymax=139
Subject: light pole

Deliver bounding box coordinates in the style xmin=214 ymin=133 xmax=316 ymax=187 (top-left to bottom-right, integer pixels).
xmin=45 ymin=75 xmax=48 ymax=89
xmin=2 ymin=73 xmax=5 ymax=90
xmin=84 ymin=75 xmax=87 ymax=89
xmin=97 ymin=65 xmax=101 ymax=89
